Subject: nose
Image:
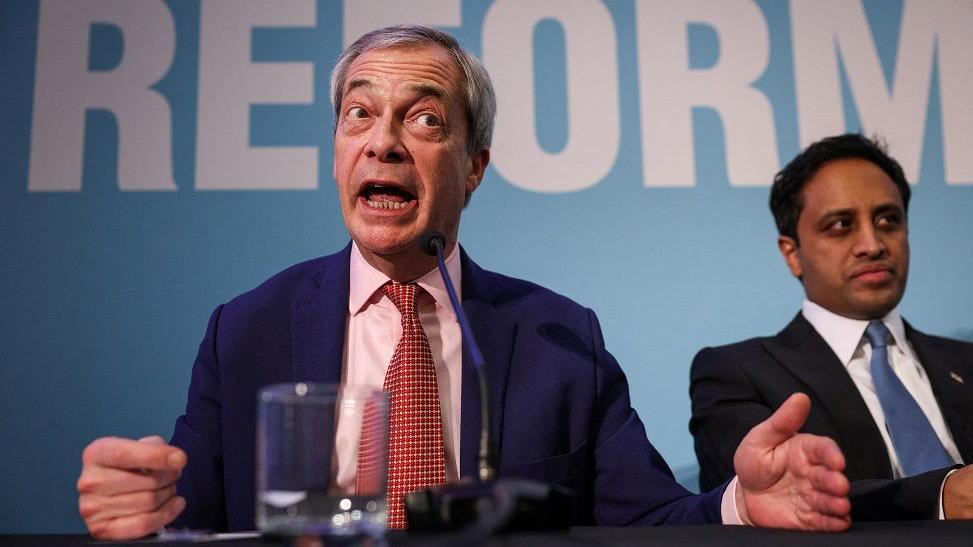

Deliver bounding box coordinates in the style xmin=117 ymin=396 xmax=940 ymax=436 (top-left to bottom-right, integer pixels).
xmin=853 ymin=224 xmax=885 ymax=258
xmin=365 ymin=116 xmax=408 ymax=163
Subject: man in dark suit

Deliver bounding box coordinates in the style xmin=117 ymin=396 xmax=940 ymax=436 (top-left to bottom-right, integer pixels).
xmin=76 ymin=26 xmax=852 ymax=540
xmin=691 ymin=134 xmax=973 ymax=520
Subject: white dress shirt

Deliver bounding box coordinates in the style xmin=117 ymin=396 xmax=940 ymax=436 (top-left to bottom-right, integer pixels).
xmin=801 ymin=299 xmax=963 ymax=475
xmin=802 ymin=300 xmax=962 ymax=518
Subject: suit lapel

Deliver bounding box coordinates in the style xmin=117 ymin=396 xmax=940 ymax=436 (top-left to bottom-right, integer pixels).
xmin=457 ymin=249 xmax=516 ymax=479
xmin=289 ymin=244 xmax=352 ymax=385
xmin=906 ymin=325 xmax=973 ymax=462
xmin=762 ymin=314 xmax=894 ymax=479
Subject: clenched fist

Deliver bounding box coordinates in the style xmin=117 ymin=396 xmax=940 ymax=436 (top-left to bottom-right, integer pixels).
xmin=77 ymin=436 xmax=187 ymax=540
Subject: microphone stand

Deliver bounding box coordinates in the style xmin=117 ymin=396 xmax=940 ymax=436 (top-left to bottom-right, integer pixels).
xmin=403 ymin=233 xmax=573 ymax=534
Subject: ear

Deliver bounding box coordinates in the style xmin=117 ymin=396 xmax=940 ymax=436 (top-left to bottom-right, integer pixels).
xmin=465 ymin=148 xmax=490 ymax=199
xmin=778 ymin=235 xmax=803 ymax=279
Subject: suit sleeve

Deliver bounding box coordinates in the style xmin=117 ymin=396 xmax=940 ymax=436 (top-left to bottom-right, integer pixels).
xmin=586 ymin=309 xmax=725 ymax=525
xmin=689 ymin=346 xmax=774 ymax=492
xmin=689 ymin=344 xmax=952 ymax=519
xmin=849 ymin=467 xmax=957 ymax=520
xmin=169 ymin=305 xmax=229 ymax=531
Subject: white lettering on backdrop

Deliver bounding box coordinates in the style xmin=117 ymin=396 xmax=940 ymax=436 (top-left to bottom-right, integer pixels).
xmin=25 ymin=0 xmax=973 ymax=192
xmin=29 ymin=0 xmax=176 ymax=191
xmin=484 ymin=0 xmax=620 ymax=193
xmin=792 ymin=0 xmax=973 ymax=185
xmin=635 ymin=0 xmax=778 ymax=187
xmin=195 ymin=0 xmax=317 ymax=190
xmin=343 ymin=0 xmax=461 ymax=48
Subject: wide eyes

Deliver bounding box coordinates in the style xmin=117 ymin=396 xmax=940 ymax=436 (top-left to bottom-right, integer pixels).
xmin=346 ymin=106 xmax=368 ymax=119
xmin=415 ymin=112 xmax=442 ymax=127
xmin=341 ymin=103 xmax=445 ymax=132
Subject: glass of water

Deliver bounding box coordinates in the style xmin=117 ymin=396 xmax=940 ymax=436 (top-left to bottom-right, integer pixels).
xmin=256 ymin=383 xmax=388 ymax=536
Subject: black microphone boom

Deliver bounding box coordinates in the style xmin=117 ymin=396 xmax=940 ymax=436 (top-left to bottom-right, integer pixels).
xmin=417 ymin=231 xmax=492 ymax=482
xmin=419 ymin=231 xmax=447 ymax=258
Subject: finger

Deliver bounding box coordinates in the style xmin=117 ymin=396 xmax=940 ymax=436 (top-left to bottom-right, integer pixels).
xmin=88 ymin=496 xmax=185 ymax=541
xmin=807 ymin=513 xmax=851 ymax=532
xmin=78 ymin=464 xmax=181 ymax=496
xmin=81 ymin=484 xmax=178 ymax=523
xmin=804 ymin=487 xmax=852 ymax=519
xmin=768 ymin=393 xmax=811 ymax=440
xmin=808 ymin=462 xmax=850 ymax=498
xmin=83 ymin=437 xmax=186 ymax=471
xmin=799 ymin=434 xmax=846 ymax=472
xmin=742 ymin=394 xmax=811 ymax=452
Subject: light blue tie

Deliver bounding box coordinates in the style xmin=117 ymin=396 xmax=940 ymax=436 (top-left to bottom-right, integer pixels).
xmin=865 ymin=321 xmax=954 ymax=476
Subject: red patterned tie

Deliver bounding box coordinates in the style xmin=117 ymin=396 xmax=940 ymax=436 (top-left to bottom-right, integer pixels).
xmin=381 ymin=282 xmax=446 ymax=529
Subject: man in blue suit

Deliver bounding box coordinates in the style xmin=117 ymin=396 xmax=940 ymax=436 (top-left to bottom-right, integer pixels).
xmin=76 ymin=25 xmax=851 ymax=540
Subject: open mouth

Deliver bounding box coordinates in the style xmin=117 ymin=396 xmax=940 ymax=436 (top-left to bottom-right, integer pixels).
xmin=360 ymin=183 xmax=416 ymax=210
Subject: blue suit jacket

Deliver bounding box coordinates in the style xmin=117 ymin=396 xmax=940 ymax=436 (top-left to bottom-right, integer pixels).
xmin=171 ymin=245 xmax=725 ymax=530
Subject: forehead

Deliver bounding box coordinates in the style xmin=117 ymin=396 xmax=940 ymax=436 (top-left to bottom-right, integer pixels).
xmin=343 ymin=44 xmax=463 ymax=101
xmin=800 ymin=158 xmax=903 ymax=214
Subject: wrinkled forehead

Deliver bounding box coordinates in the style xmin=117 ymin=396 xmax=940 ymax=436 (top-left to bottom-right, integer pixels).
xmin=343 ymin=44 xmax=464 ymax=101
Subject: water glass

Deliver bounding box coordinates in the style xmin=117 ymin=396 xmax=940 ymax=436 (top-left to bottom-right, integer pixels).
xmin=256 ymin=383 xmax=387 ymax=536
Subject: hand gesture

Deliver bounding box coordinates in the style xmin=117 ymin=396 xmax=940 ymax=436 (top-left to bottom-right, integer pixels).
xmin=77 ymin=436 xmax=187 ymax=540
xmin=735 ymin=393 xmax=851 ymax=531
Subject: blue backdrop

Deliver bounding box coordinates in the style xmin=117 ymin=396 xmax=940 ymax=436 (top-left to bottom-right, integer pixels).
xmin=2 ymin=0 xmax=972 ymax=532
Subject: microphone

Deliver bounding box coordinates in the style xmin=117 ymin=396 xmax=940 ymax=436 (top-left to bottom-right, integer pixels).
xmin=404 ymin=232 xmax=572 ymax=534
xmin=418 ymin=230 xmax=493 ymax=482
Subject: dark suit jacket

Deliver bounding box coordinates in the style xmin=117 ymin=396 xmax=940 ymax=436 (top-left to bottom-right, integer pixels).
xmin=170 ymin=245 xmax=725 ymax=531
xmin=690 ymin=313 xmax=973 ymax=519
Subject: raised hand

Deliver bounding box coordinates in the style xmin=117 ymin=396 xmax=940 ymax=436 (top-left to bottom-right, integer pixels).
xmin=734 ymin=393 xmax=852 ymax=531
xmin=77 ymin=435 xmax=187 ymax=540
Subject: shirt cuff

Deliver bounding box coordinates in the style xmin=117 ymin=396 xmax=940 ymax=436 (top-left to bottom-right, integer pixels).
xmin=938 ymin=468 xmax=959 ymax=519
xmin=721 ymin=476 xmax=751 ymax=525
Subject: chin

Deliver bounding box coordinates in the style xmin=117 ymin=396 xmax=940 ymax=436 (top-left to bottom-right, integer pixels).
xmin=851 ymin=300 xmax=898 ymax=320
xmin=355 ymin=232 xmax=421 ymax=257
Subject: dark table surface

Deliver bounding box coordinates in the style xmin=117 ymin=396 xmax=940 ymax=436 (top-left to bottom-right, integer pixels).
xmin=4 ymin=521 xmax=973 ymax=547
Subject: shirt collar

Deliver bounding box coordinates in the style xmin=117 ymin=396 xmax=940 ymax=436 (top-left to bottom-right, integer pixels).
xmin=348 ymin=241 xmax=462 ymax=319
xmin=801 ymin=299 xmax=909 ymax=366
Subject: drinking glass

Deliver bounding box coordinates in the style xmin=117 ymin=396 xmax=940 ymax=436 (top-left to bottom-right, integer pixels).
xmin=256 ymin=383 xmax=387 ymax=536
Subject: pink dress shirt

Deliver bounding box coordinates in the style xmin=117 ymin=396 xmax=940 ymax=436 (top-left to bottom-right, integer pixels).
xmin=332 ymin=242 xmax=463 ymax=493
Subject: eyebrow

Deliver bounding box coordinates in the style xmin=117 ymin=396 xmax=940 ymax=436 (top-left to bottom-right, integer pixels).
xmin=818 ymin=202 xmax=904 ymax=223
xmin=406 ymin=83 xmax=446 ymax=100
xmin=343 ymin=78 xmax=447 ymax=102
xmin=344 ymin=78 xmax=374 ymax=95
xmin=872 ymin=203 xmax=904 ymax=216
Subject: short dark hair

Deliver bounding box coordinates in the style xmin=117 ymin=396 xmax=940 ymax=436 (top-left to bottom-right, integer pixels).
xmin=769 ymin=133 xmax=911 ymax=243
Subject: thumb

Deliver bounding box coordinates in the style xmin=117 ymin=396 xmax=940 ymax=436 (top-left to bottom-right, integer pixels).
xmin=745 ymin=393 xmax=811 ymax=451
xmin=138 ymin=435 xmax=167 ymax=445
xmin=139 ymin=436 xmax=187 ymax=470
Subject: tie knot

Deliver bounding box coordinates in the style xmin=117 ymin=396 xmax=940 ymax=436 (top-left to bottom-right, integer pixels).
xmin=382 ymin=282 xmax=420 ymax=315
xmin=865 ymin=321 xmax=889 ymax=349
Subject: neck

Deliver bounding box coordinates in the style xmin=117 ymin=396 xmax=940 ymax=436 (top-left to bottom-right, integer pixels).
xmin=358 ymin=240 xmax=458 ymax=282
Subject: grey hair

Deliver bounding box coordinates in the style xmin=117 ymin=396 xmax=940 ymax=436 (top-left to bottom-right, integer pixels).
xmin=329 ymin=25 xmax=496 ymax=154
